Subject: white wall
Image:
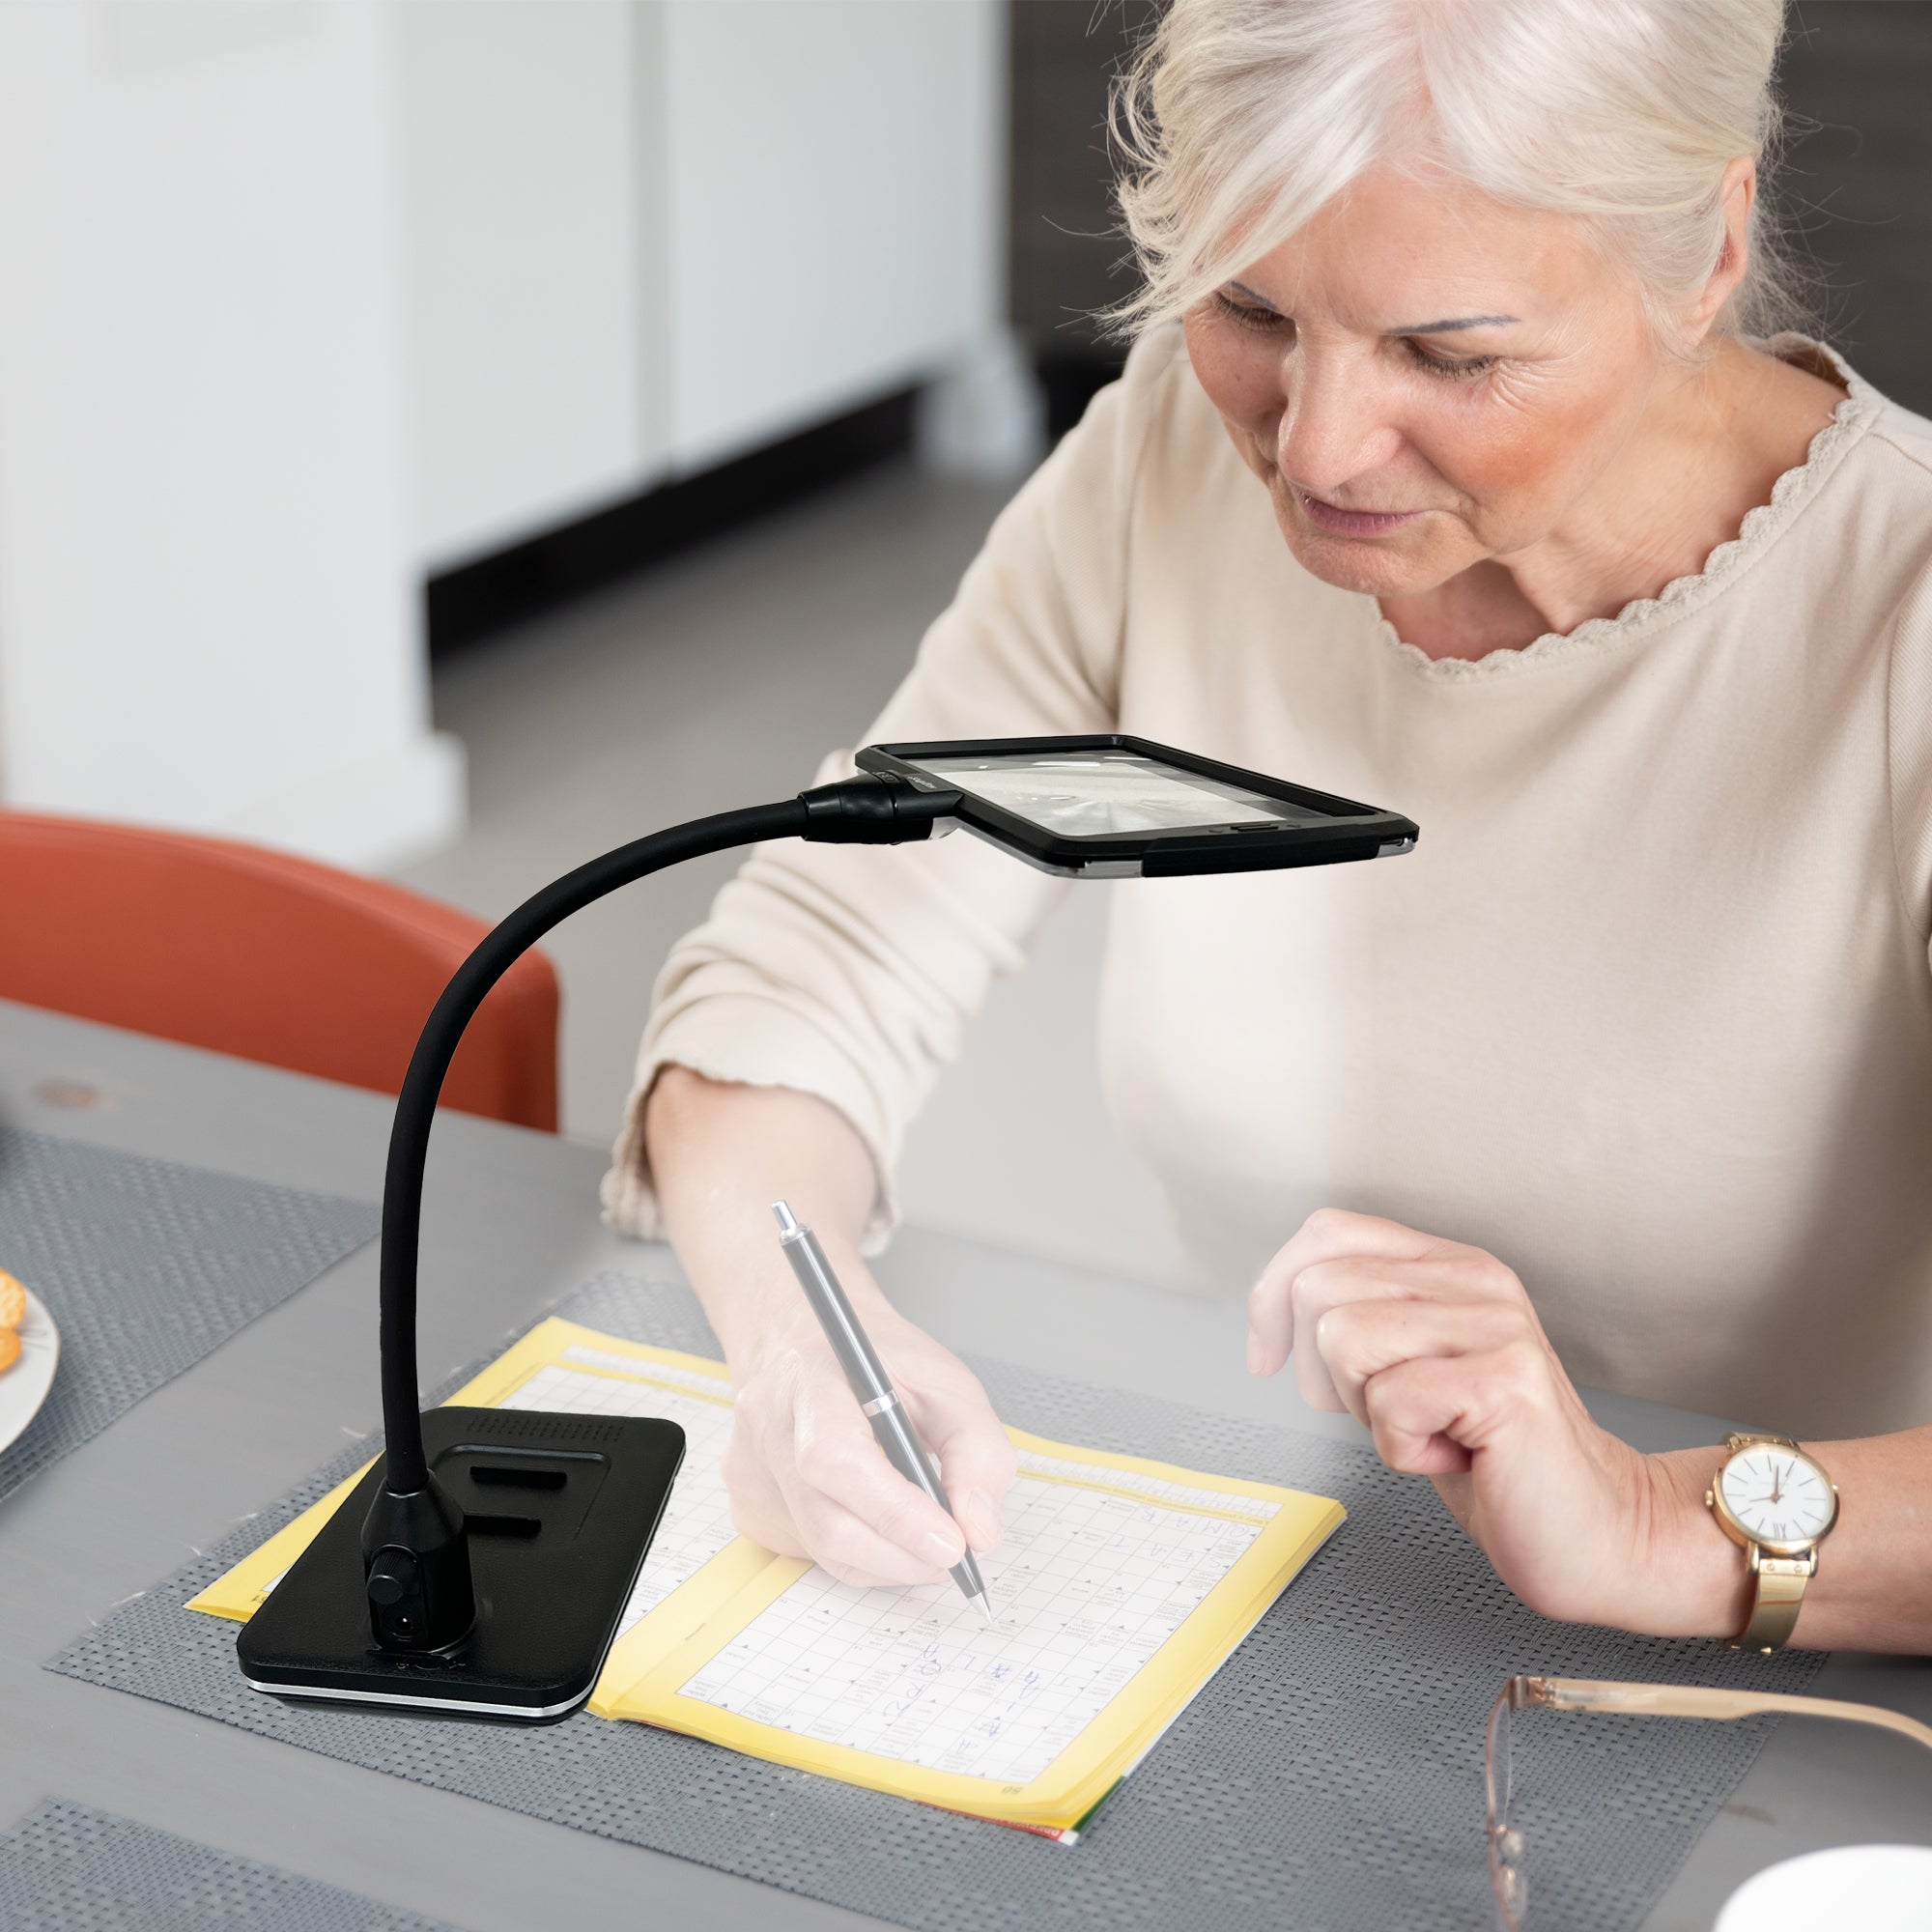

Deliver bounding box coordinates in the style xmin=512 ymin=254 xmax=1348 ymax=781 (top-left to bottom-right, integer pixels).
xmin=397 ymin=0 xmax=650 ymax=573
xmin=0 ymin=0 xmax=460 ymax=871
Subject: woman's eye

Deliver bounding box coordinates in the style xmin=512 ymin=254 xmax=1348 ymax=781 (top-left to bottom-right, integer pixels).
xmin=1211 ymin=290 xmax=1291 ymax=335
xmin=1406 ymin=342 xmax=1496 ymax=382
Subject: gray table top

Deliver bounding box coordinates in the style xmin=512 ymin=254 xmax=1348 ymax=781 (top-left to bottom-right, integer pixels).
xmin=1 ymin=997 xmax=1926 ymax=1931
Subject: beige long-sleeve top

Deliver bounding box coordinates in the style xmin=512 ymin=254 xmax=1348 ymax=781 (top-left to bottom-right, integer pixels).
xmin=609 ymin=328 xmax=1932 ymax=1441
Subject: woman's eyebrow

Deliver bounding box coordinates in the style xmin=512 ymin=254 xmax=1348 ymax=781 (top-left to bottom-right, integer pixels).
xmin=1221 ymin=285 xmax=1520 ymax=335
xmin=1222 ymin=286 xmax=1520 ymax=334
xmin=1389 ymin=314 xmax=1520 ymax=334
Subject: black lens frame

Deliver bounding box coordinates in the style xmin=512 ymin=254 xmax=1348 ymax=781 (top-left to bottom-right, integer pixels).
xmin=857 ymin=734 xmax=1418 ymax=879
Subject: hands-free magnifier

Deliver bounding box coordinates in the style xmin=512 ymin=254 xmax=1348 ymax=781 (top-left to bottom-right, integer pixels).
xmin=236 ymin=735 xmax=1416 ymax=1719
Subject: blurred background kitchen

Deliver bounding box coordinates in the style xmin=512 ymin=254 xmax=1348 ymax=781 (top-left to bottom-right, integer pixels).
xmin=1 ymin=0 xmax=1925 ymax=1287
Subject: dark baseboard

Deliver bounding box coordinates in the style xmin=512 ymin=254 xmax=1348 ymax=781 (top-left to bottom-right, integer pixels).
xmin=426 ymin=386 xmax=920 ymax=659
xmin=1033 ymin=347 xmax=1128 ymax=444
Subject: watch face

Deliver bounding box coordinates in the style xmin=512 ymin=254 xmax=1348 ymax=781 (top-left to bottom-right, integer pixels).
xmin=1719 ymin=1446 xmax=1835 ymax=1546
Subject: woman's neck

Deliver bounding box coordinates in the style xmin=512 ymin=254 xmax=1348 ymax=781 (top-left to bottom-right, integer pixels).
xmin=1380 ymin=340 xmax=1845 ymax=662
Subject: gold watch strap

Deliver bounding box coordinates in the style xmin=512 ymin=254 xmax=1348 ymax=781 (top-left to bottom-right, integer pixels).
xmin=1721 ymin=1434 xmax=1812 ymax=1653
xmin=1732 ymin=1552 xmax=1815 ymax=1650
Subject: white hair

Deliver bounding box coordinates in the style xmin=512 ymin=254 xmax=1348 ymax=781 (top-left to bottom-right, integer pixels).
xmin=1109 ymin=0 xmax=1804 ymax=346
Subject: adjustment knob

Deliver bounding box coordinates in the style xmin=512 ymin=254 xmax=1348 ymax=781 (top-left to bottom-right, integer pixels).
xmin=367 ymin=1549 xmax=416 ymax=1608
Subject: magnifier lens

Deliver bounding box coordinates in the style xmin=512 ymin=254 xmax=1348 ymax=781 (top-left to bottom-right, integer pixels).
xmin=916 ymin=752 xmax=1323 ymax=838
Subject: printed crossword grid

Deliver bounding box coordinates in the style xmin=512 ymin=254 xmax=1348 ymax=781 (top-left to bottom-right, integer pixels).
xmin=680 ymin=1455 xmax=1279 ymax=1787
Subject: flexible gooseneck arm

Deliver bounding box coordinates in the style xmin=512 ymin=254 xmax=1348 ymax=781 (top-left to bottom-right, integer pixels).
xmin=375 ymin=798 xmax=809 ymax=1492
xmin=360 ymin=776 xmax=957 ymax=1651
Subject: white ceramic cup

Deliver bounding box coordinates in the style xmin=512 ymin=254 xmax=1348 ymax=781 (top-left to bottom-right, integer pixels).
xmin=1715 ymin=1845 xmax=1932 ymax=1930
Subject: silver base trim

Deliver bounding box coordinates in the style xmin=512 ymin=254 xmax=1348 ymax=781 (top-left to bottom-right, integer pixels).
xmin=243 ymin=1676 xmax=591 ymax=1720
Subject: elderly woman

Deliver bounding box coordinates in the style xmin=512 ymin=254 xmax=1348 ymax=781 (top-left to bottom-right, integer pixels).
xmin=616 ymin=0 xmax=1932 ymax=1654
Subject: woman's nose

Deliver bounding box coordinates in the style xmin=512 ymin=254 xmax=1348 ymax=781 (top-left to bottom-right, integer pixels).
xmin=1273 ymin=361 xmax=1404 ymax=497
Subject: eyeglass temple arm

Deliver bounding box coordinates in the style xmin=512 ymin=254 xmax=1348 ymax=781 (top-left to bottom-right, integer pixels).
xmin=1519 ymin=1675 xmax=1932 ymax=1753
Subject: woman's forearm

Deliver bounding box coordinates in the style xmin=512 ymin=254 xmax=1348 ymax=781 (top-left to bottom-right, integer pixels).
xmin=642 ymin=1065 xmax=888 ymax=1369
xmin=1646 ymin=1426 xmax=1932 ymax=1653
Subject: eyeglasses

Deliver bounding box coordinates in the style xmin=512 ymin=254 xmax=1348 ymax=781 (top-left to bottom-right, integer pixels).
xmin=1485 ymin=1674 xmax=1932 ymax=1930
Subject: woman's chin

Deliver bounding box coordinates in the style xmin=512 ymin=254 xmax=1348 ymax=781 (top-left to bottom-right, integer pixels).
xmin=1274 ymin=512 xmax=1469 ymax=601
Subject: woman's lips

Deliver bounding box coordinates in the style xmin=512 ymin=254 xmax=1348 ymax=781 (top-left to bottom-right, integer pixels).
xmin=1294 ymin=490 xmax=1421 ymax=536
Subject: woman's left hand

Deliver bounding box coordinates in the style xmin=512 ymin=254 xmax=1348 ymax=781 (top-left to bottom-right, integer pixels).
xmin=1246 ymin=1208 xmax=1741 ymax=1636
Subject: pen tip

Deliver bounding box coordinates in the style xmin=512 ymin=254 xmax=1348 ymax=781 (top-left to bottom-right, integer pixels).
xmin=969 ymin=1594 xmax=993 ymax=1625
xmin=772 ymin=1200 xmax=800 ymax=1236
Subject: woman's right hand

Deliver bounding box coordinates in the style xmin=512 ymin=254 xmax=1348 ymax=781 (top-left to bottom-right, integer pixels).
xmin=645 ymin=1067 xmax=1016 ymax=1586
xmin=723 ymin=1282 xmax=1017 ymax=1587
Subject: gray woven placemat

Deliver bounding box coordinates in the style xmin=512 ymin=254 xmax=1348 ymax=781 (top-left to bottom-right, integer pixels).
xmin=0 ymin=1125 xmax=377 ymax=1505
xmin=50 ymin=1272 xmax=1826 ymax=1932
xmin=0 ymin=1800 xmax=461 ymax=1931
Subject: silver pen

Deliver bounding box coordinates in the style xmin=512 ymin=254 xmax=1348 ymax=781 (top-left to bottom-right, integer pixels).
xmin=772 ymin=1200 xmax=992 ymax=1622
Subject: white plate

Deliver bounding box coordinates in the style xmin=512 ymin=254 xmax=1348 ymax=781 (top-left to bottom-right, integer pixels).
xmin=1717 ymin=1845 xmax=1932 ymax=1930
xmin=0 ymin=1288 xmax=61 ymax=1458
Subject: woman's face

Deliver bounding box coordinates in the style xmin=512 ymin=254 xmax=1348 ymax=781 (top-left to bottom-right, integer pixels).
xmin=1182 ymin=163 xmax=1678 ymax=600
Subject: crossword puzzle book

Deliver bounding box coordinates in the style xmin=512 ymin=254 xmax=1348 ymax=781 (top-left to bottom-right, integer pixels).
xmin=192 ymin=1317 xmax=1345 ymax=1836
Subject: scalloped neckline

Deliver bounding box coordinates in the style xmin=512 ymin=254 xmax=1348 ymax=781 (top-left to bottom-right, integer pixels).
xmin=1373 ymin=338 xmax=1878 ymax=681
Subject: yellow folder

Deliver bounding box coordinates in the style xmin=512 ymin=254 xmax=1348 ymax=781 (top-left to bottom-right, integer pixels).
xmin=191 ymin=1316 xmax=1344 ymax=1835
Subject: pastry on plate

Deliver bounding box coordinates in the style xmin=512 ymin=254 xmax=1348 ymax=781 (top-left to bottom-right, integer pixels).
xmin=0 ymin=1268 xmax=25 ymax=1375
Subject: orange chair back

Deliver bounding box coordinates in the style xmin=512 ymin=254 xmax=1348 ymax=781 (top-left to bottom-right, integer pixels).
xmin=0 ymin=812 xmax=558 ymax=1132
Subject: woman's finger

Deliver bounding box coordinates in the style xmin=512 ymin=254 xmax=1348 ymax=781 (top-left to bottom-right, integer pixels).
xmin=1283 ymin=1264 xmax=1423 ymax=1410
xmin=1272 ymin=1255 xmax=1502 ymax=1408
xmin=721 ymin=1322 xmax=1018 ymax=1577
xmin=1248 ymin=1208 xmax=1491 ymax=1376
xmin=786 ymin=1373 xmax=969 ymax=1569
xmin=1357 ymin=1344 xmax=1551 ymax=1475
xmin=1252 ymin=1234 xmax=1528 ymax=1380
xmin=1358 ymin=1354 xmax=1481 ymax=1475
xmin=760 ymin=1477 xmax=958 ymax=1588
xmin=904 ymin=1376 xmax=1019 ymax=1552
xmin=1311 ymin=1293 xmax=1523 ymax=1427
xmin=1282 ymin=1208 xmax=1461 ymax=1273
xmin=725 ymin=1408 xmax=963 ymax=1585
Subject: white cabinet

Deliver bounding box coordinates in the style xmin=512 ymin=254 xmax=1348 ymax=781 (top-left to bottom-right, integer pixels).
xmin=0 ymin=0 xmax=1007 ymax=869
xmin=400 ymin=0 xmax=1008 ymax=567
xmin=397 ymin=0 xmax=648 ymax=572
xmin=654 ymin=0 xmax=1003 ymax=474
xmin=0 ymin=0 xmax=461 ymax=871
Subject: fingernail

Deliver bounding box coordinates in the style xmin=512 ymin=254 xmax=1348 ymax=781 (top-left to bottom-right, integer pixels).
xmin=922 ymin=1525 xmax=964 ymax=1567
xmin=960 ymin=1491 xmax=1002 ymax=1549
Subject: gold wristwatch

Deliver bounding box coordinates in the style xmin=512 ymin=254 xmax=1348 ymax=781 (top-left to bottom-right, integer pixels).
xmin=1706 ymin=1433 xmax=1838 ymax=1652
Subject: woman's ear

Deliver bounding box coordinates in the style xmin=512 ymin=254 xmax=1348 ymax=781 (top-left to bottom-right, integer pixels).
xmin=1684 ymin=156 xmax=1756 ymax=349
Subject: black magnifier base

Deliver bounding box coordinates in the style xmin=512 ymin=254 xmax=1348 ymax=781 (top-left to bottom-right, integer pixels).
xmin=238 ymin=1407 xmax=684 ymax=1721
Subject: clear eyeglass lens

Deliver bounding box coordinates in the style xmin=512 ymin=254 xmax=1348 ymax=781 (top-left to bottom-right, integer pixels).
xmin=1493 ymin=1696 xmax=1514 ymax=1823
xmin=1486 ymin=1692 xmax=1526 ymax=1929
xmin=1491 ymin=1827 xmax=1527 ymax=1929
